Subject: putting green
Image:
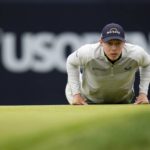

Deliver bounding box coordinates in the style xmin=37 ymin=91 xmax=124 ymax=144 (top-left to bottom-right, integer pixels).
xmin=0 ymin=105 xmax=150 ymax=150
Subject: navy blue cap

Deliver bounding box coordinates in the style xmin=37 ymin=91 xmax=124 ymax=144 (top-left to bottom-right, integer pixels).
xmin=101 ymin=23 xmax=125 ymax=42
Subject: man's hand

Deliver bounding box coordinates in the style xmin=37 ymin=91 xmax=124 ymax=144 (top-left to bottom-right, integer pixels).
xmin=72 ymin=94 xmax=88 ymax=105
xmin=134 ymin=93 xmax=149 ymax=104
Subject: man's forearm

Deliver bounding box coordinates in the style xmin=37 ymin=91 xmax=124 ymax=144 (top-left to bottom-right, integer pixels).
xmin=66 ymin=59 xmax=81 ymax=95
xmin=139 ymin=66 xmax=150 ymax=95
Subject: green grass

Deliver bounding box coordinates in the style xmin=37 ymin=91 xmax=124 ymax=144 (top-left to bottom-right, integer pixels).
xmin=0 ymin=105 xmax=150 ymax=150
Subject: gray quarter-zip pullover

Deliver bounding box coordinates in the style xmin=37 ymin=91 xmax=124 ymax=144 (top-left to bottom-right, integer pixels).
xmin=66 ymin=42 xmax=150 ymax=103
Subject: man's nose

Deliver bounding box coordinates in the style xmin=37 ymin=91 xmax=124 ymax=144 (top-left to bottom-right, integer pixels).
xmin=111 ymin=45 xmax=117 ymax=50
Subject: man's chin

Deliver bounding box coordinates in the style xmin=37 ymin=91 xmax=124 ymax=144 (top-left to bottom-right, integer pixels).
xmin=110 ymin=57 xmax=118 ymax=61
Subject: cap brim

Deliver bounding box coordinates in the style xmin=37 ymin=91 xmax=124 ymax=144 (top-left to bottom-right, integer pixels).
xmin=103 ymin=36 xmax=125 ymax=42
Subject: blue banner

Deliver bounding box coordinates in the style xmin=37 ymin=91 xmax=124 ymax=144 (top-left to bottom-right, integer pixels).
xmin=0 ymin=2 xmax=150 ymax=104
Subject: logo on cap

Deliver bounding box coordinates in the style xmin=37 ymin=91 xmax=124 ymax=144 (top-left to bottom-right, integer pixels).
xmin=107 ymin=28 xmax=120 ymax=35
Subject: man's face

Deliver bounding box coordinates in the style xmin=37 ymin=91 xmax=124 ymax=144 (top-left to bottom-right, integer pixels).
xmin=100 ymin=39 xmax=125 ymax=61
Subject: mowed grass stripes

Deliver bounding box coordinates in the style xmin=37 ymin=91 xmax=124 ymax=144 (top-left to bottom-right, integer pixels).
xmin=0 ymin=105 xmax=150 ymax=150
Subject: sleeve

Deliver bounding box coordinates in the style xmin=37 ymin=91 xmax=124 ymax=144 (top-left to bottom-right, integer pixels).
xmin=66 ymin=44 xmax=91 ymax=95
xmin=138 ymin=48 xmax=150 ymax=95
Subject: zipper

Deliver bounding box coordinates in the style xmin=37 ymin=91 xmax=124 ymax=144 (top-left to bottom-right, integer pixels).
xmin=110 ymin=65 xmax=114 ymax=76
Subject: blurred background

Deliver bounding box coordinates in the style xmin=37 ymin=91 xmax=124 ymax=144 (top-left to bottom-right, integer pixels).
xmin=0 ymin=0 xmax=150 ymax=105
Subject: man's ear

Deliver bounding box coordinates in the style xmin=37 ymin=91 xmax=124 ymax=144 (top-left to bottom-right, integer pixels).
xmin=99 ymin=38 xmax=103 ymax=44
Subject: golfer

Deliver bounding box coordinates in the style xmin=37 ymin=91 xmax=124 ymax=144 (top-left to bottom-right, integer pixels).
xmin=65 ymin=23 xmax=150 ymax=105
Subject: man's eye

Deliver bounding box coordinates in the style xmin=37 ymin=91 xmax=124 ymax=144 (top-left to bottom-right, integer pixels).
xmin=108 ymin=42 xmax=113 ymax=45
xmin=116 ymin=42 xmax=121 ymax=45
xmin=108 ymin=42 xmax=121 ymax=46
